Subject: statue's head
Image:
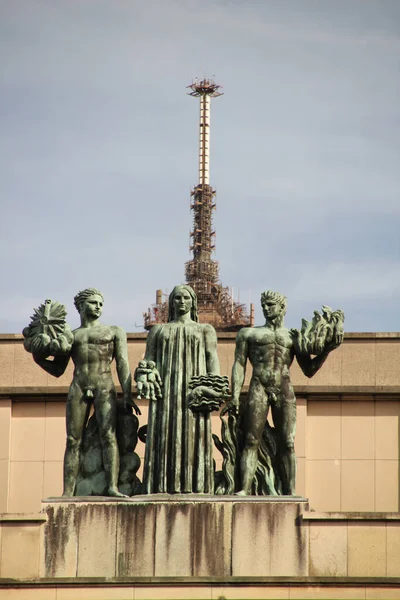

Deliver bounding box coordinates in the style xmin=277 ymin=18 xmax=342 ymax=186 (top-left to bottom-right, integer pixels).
xmin=168 ymin=285 xmax=198 ymax=322
xmin=138 ymin=360 xmax=147 ymax=368
xmin=74 ymin=288 xmax=104 ymax=318
xmin=148 ymin=360 xmax=156 ymax=369
xmin=260 ymin=290 xmax=287 ymax=326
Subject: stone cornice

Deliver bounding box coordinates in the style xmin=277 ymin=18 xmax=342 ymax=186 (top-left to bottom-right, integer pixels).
xmin=1 ymin=385 xmax=399 ymax=400
xmin=1 ymin=331 xmax=400 ymax=341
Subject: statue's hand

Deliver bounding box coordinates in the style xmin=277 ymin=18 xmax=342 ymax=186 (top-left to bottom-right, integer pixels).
xmin=221 ymin=398 xmax=238 ymax=417
xmin=290 ymin=328 xmax=299 ymax=342
xmin=31 ymin=334 xmax=52 ymax=359
xmin=290 ymin=328 xmax=305 ymax=355
xmin=324 ymin=330 xmax=344 ymax=353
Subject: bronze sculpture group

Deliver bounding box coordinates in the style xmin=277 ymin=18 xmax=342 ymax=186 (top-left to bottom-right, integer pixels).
xmin=23 ymin=286 xmax=344 ymax=498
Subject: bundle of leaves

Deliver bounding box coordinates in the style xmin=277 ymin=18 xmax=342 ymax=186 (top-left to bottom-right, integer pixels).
xmin=22 ymin=299 xmax=73 ymax=357
xmin=292 ymin=306 xmax=344 ymax=356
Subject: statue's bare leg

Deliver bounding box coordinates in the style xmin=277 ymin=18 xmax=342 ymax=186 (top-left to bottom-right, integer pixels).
xmin=95 ymin=387 xmax=127 ymax=498
xmin=149 ymin=385 xmax=156 ymax=401
xmin=237 ymin=379 xmax=269 ymax=495
xmin=63 ymin=383 xmax=91 ymax=496
xmin=271 ymin=386 xmax=296 ymax=495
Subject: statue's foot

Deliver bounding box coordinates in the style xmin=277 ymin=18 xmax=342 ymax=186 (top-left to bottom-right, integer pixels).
xmin=62 ymin=491 xmax=74 ymax=498
xmin=108 ymin=487 xmax=128 ymax=498
xmin=235 ymin=490 xmax=247 ymax=496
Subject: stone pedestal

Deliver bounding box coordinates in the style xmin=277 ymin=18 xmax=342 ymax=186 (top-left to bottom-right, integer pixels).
xmin=41 ymin=495 xmax=309 ymax=578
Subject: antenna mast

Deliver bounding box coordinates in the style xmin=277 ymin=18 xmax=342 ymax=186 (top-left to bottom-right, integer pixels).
xmin=185 ymin=78 xmax=222 ymax=304
xmin=143 ymin=78 xmax=254 ymax=331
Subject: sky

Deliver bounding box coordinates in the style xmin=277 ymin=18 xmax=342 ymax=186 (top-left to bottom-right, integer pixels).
xmin=0 ymin=0 xmax=399 ymax=333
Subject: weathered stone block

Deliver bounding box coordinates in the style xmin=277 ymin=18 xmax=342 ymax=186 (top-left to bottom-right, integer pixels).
xmin=117 ymin=502 xmax=155 ymax=577
xmin=154 ymin=502 xmax=193 ymax=576
xmin=43 ymin=503 xmax=79 ymax=577
xmin=42 ymin=496 xmax=309 ymax=579
xmin=192 ymin=500 xmax=232 ymax=576
xmin=75 ymin=503 xmax=118 ymax=577
xmin=347 ymin=522 xmax=386 ymax=577
xmin=387 ymin=522 xmax=400 ymax=576
xmin=231 ymin=498 xmax=308 ymax=576
xmin=2 ymin=522 xmax=41 ymax=578
xmin=309 ymin=522 xmax=347 ymax=576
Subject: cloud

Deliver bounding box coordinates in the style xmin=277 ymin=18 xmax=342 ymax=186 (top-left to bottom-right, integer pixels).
xmin=0 ymin=0 xmax=399 ymax=334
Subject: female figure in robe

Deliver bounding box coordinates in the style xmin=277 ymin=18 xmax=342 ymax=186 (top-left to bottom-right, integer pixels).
xmin=142 ymin=284 xmax=220 ymax=494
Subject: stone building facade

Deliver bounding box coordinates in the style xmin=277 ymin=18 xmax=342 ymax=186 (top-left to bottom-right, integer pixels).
xmin=1 ymin=331 xmax=400 ymax=598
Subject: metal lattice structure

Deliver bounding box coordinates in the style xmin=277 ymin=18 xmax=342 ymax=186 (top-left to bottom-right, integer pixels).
xmin=143 ymin=79 xmax=254 ymax=331
xmin=184 ymin=79 xmax=221 ymax=303
xmin=185 ymin=184 xmax=219 ymax=303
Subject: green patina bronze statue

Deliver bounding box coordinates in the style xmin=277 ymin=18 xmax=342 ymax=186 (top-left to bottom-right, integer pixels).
xmin=24 ymin=288 xmax=141 ymax=498
xmin=23 ymin=285 xmax=343 ymax=499
xmin=218 ymin=290 xmax=344 ymax=496
xmin=138 ymin=284 xmax=225 ymax=494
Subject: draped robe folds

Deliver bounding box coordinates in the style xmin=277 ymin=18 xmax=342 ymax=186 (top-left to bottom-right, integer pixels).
xmin=143 ymin=321 xmax=215 ymax=494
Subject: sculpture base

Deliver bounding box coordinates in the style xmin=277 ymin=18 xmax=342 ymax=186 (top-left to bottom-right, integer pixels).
xmin=42 ymin=495 xmax=309 ymax=578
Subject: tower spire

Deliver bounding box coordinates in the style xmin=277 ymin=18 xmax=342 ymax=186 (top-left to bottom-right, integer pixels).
xmin=185 ymin=78 xmax=222 ymax=304
xmin=143 ymin=78 xmax=254 ymax=331
xmin=187 ymin=78 xmax=222 ymax=186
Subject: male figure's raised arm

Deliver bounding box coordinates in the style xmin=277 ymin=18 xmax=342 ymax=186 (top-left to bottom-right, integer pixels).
xmin=33 ymin=353 xmax=70 ymax=378
xmin=114 ymin=327 xmax=141 ymax=415
xmin=204 ymin=324 xmax=220 ymax=375
xmin=295 ymin=350 xmax=329 ymax=378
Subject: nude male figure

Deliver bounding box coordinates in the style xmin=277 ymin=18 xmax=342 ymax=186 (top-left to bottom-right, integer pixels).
xmin=33 ymin=288 xmax=140 ymax=497
xmin=228 ymin=290 xmax=341 ymax=495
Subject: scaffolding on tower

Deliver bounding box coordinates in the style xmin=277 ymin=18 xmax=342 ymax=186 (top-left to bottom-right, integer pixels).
xmin=143 ymin=78 xmax=254 ymax=331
